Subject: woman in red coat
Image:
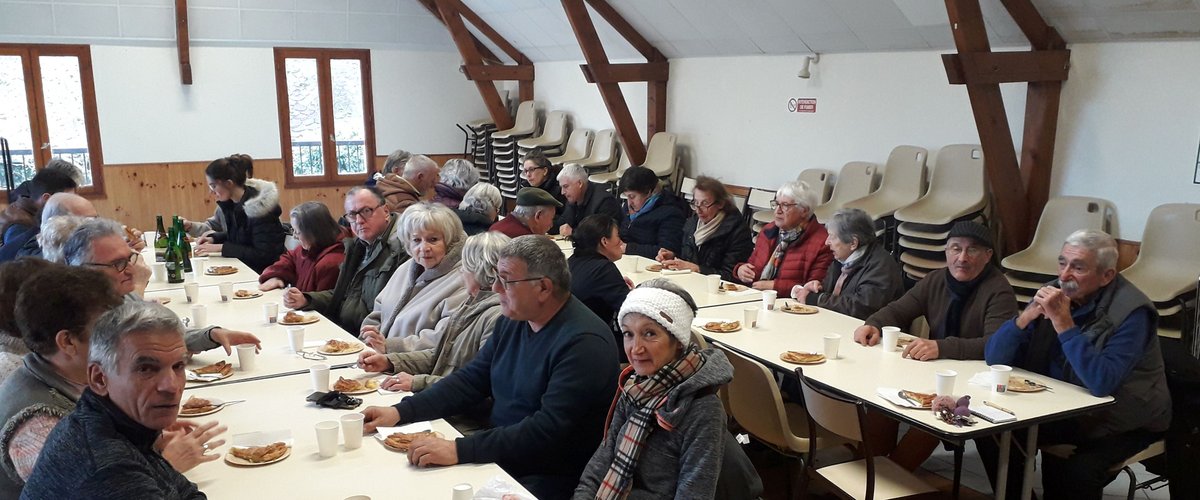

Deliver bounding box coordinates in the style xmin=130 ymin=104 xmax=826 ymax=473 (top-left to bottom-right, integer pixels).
xmin=734 ymin=180 xmax=834 ymax=296
xmin=259 ymin=201 xmax=346 ymax=292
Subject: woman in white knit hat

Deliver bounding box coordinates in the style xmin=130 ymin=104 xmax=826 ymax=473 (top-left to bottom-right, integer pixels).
xmin=572 ymin=279 xmax=761 ymax=500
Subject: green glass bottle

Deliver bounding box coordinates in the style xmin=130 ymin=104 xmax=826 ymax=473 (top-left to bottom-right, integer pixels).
xmin=165 ymin=225 xmax=185 ymax=284
xmin=174 ymin=218 xmax=193 ymax=273
xmin=154 ymin=215 xmax=169 ymax=262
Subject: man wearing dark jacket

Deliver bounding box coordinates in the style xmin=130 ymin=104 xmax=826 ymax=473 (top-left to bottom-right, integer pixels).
xmin=983 ymin=229 xmax=1170 ymax=499
xmin=0 ymin=165 xmax=77 ymax=253
xmin=360 ymin=236 xmax=619 ymax=500
xmin=553 ymin=164 xmax=621 ymax=237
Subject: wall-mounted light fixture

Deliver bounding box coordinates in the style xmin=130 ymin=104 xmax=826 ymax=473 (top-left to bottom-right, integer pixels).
xmin=798 ymin=54 xmax=820 ymax=79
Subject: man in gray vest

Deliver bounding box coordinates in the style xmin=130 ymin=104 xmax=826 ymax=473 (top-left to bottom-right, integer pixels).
xmin=983 ymin=229 xmax=1170 ymax=499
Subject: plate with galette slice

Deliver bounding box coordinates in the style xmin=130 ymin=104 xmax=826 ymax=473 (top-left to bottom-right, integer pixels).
xmin=779 ymin=351 xmax=826 ymax=365
xmin=318 ymin=339 xmax=364 ymax=356
xmin=225 ymin=442 xmax=291 ymax=466
xmin=331 ymin=376 xmax=381 ymax=395
xmin=179 ymin=396 xmax=225 ymax=417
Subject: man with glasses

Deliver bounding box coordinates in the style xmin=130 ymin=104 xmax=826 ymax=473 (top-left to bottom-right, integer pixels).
xmin=378 ymin=154 xmax=438 ymax=214
xmin=360 ymin=235 xmax=618 ymax=500
xmin=490 ymin=187 xmax=562 ymax=238
xmin=553 ymin=164 xmax=620 ymax=237
xmin=284 ymin=186 xmax=408 ymax=334
xmin=61 ymin=218 xmax=260 ymax=356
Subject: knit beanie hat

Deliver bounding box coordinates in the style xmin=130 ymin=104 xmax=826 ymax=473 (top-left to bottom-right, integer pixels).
xmin=617 ymin=287 xmax=695 ymax=346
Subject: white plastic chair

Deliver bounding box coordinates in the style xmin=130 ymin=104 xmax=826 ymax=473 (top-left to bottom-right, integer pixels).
xmin=1001 ymin=196 xmax=1115 ymax=278
xmin=840 ymin=146 xmax=928 ymax=221
xmin=546 ymin=128 xmax=592 ymax=165
xmin=813 ymin=161 xmax=879 ymax=223
xmin=566 ymin=129 xmax=617 ymax=173
xmin=517 ymin=110 xmax=568 ymax=154
xmin=798 ymin=168 xmax=835 ymax=205
xmin=894 ymin=145 xmax=986 ymax=225
xmin=1121 ymin=203 xmax=1200 ymax=304
xmin=491 ymin=101 xmax=538 ymax=139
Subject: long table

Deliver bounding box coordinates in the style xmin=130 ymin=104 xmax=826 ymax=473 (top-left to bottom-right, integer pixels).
xmin=141 ymin=246 xmax=260 ymax=293
xmin=183 ymin=371 xmax=530 ymax=498
xmin=613 ymin=255 xmax=764 ymax=309
xmin=697 ymin=301 xmax=1113 ymax=500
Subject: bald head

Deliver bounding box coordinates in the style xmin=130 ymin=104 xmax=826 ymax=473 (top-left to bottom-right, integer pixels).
xmin=42 ymin=193 xmax=98 ymax=223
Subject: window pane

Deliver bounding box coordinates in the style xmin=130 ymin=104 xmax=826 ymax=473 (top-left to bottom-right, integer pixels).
xmin=330 ymin=59 xmax=367 ymax=175
xmin=39 ymin=56 xmax=92 ymax=186
xmin=285 ymin=58 xmax=324 ymax=177
xmin=0 ymin=55 xmax=37 ymax=187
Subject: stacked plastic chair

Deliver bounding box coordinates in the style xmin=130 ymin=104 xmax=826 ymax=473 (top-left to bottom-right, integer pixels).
xmin=589 ymin=149 xmax=632 ymax=195
xmin=491 ymin=101 xmax=539 ymax=201
xmin=798 ymin=168 xmax=835 ymax=205
xmin=1001 ymin=196 xmax=1115 ymax=304
xmin=812 ymin=161 xmax=879 ymax=223
xmin=643 ymin=132 xmax=680 ymax=190
xmin=517 ymin=110 xmax=568 ymax=160
xmin=840 ymin=146 xmax=928 ymax=253
xmin=565 ymin=129 xmax=617 ymax=175
xmin=460 ymin=119 xmax=496 ymax=183
xmin=547 ymin=128 xmax=592 ymax=167
xmin=893 ymin=145 xmax=988 ymax=281
xmin=1121 ymin=203 xmax=1200 ymax=338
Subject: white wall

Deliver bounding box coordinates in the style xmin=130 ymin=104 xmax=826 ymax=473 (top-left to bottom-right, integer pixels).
xmin=531 ymin=44 xmax=1200 ymax=240
xmin=92 ymin=45 xmax=487 ymax=164
xmin=533 ymin=60 xmax=647 ymax=141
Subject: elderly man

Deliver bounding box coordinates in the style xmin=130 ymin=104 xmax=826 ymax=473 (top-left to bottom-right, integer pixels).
xmin=982 ymin=229 xmax=1170 ymax=499
xmin=21 ymin=302 xmax=217 ymax=498
xmin=2 ymin=192 xmax=100 ymax=261
xmin=378 ymin=154 xmax=439 ymax=213
xmin=0 ymin=167 xmax=79 ymax=260
xmin=62 ymin=218 xmax=258 ymax=355
xmin=360 ymin=236 xmax=619 ymax=500
xmin=490 ymin=187 xmax=561 ymax=238
xmin=284 ymin=186 xmax=408 ymax=333
xmin=553 ymin=164 xmax=621 ymax=237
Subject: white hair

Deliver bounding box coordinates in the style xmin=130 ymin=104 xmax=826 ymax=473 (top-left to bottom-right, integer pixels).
xmin=776 ymin=180 xmax=819 ymax=211
xmin=39 ymin=215 xmax=88 ymax=263
xmin=461 ymin=183 xmax=502 ymax=215
xmin=1064 ymin=229 xmax=1119 ymax=272
xmin=90 ymin=301 xmax=183 ymax=373
xmin=439 ymin=159 xmax=479 ymax=191
xmin=556 ymin=164 xmax=588 ymax=184
xmin=403 ymin=154 xmax=439 ymax=178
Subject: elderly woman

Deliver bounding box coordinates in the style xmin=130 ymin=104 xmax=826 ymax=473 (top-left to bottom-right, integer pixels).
xmin=195 ymin=156 xmax=286 ymax=273
xmin=657 ymin=176 xmax=754 ymax=282
xmin=573 ymin=279 xmax=755 ymax=500
xmin=455 ymin=183 xmax=502 ymax=235
xmin=432 ymin=158 xmax=479 ymax=210
xmin=357 ymin=231 xmax=509 ymax=393
xmin=259 ymin=202 xmax=347 ymax=292
xmin=790 ymin=208 xmax=904 ymax=319
xmin=0 ymin=265 xmax=222 ymax=497
xmin=360 ymin=203 xmax=470 ymax=353
xmin=568 ymin=215 xmax=631 ymax=357
xmin=618 ymin=166 xmax=686 ymax=259
xmin=734 ymin=180 xmax=833 ymax=296
xmin=518 ymin=150 xmax=566 ymax=215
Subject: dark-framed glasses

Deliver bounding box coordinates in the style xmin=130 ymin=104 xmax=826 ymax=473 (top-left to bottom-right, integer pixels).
xmin=495 ymin=276 xmax=546 ymax=290
xmin=87 ymin=252 xmax=140 ymax=273
xmin=344 ymin=204 xmax=383 ymax=221
xmin=770 ymin=199 xmax=799 ymax=211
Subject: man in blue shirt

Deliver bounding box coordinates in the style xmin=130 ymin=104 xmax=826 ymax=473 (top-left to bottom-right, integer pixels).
xmin=361 ymin=235 xmax=619 ymax=500
xmin=982 ymin=229 xmax=1170 ymax=499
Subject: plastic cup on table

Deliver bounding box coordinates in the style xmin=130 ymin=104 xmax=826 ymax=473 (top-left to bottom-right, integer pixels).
xmin=823 ymin=333 xmax=842 ymax=360
xmin=761 ymin=290 xmax=777 ymax=311
xmin=287 ymin=326 xmax=305 ymax=353
xmin=706 ymin=275 xmax=721 ymax=293
xmin=743 ymin=306 xmax=758 ymax=328
xmin=315 ymin=421 xmax=340 ymax=458
xmin=936 ymin=369 xmax=958 ymax=397
xmin=264 ymin=302 xmax=279 ymax=324
xmin=183 ymin=283 xmax=199 ymax=303
xmin=235 ymin=344 xmax=257 ymax=371
xmin=218 ymin=282 xmax=233 ymax=302
xmin=881 ymin=326 xmax=901 ymax=352
xmin=452 ymin=484 xmax=473 ymax=500
xmin=340 ymin=413 xmax=364 ymax=450
xmin=310 ymin=364 xmax=330 ymax=393
xmin=190 ymin=304 xmax=207 ymax=328
xmin=991 ymin=364 xmax=1013 ymax=393
xmin=151 ymin=263 xmax=166 ymax=283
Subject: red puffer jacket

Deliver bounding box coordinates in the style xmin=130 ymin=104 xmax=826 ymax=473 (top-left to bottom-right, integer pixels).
xmin=259 ymin=241 xmax=346 ymax=292
xmin=735 ymin=220 xmax=835 ymax=296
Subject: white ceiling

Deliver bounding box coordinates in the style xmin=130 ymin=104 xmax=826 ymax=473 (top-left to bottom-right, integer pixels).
xmin=454 ymin=0 xmax=1200 ymax=62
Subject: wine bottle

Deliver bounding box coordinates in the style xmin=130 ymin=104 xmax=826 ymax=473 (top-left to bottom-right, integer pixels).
xmin=174 ymin=218 xmax=193 ymax=273
xmin=154 ymin=215 xmax=168 ymax=262
xmin=165 ymin=225 xmax=185 ymax=284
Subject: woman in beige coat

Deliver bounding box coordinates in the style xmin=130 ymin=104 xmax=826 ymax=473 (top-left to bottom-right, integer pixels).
xmin=360 ymin=203 xmax=469 ymax=353
xmin=357 ymin=231 xmax=509 ymax=392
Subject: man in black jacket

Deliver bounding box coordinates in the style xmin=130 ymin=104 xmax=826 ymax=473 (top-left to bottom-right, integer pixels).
xmin=554 ymin=164 xmax=621 ymax=237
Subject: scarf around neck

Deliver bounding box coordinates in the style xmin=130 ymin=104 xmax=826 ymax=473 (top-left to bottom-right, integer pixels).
xmin=627 ymin=193 xmax=661 ymax=221
xmin=693 ymin=211 xmax=726 ymax=246
xmin=760 ymin=222 xmax=804 ymax=280
xmin=936 ymin=265 xmax=993 ymax=340
xmin=595 ymin=347 xmax=705 ymax=500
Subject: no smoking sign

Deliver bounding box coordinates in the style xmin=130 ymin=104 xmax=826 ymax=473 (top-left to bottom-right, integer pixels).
xmin=788 ymin=98 xmax=817 ymax=113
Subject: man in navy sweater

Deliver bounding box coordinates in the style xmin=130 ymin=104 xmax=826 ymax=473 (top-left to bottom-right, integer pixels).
xmin=361 ymin=235 xmax=619 ymax=500
xmin=981 ymin=229 xmax=1170 ymax=499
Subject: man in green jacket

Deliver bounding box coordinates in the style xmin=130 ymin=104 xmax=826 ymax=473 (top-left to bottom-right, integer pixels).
xmin=284 ymin=186 xmax=408 ymax=334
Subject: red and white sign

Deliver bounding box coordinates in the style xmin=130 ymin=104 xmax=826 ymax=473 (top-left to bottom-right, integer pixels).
xmin=788 ymin=98 xmax=817 ymax=113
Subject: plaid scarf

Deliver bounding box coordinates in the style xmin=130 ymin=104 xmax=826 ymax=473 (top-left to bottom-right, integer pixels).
xmin=594 ymin=347 xmax=706 ymax=500
xmin=759 ymin=225 xmax=803 ymax=280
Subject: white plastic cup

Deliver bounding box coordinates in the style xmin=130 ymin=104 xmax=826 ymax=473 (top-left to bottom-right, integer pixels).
xmin=315 ymin=421 xmax=340 ymax=458
xmin=936 ymin=369 xmax=958 ymax=397
xmin=706 ymin=275 xmax=721 ymax=293
xmin=190 ymin=304 xmax=207 ymax=327
xmin=191 ymin=256 xmax=207 ymax=272
xmin=183 ymin=283 xmax=199 ymax=303
xmin=762 ymin=290 xmax=778 ymax=311
xmin=218 ymin=282 xmax=233 ymax=302
xmin=743 ymin=306 xmax=759 ymax=328
xmin=452 ymin=484 xmax=473 ymax=500
xmin=823 ymin=333 xmax=842 ymax=360
xmin=340 ymin=413 xmax=365 ymax=450
xmin=881 ymin=326 xmax=901 ymax=352
xmin=235 ymin=344 xmax=256 ymax=371
xmin=631 ymin=257 xmax=642 ymax=273
xmin=991 ymin=364 xmax=1013 ymax=393
xmin=264 ymin=302 xmax=279 ymax=324
xmin=287 ymin=326 xmax=305 ymax=352
xmin=310 ymin=364 xmax=330 ymax=392
xmin=151 ymin=262 xmax=166 ymax=282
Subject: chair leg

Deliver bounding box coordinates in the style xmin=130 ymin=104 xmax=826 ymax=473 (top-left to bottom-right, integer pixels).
xmin=1123 ymin=466 xmax=1137 ymax=500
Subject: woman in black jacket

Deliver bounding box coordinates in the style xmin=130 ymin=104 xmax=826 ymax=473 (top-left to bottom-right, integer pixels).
xmin=195 ymin=157 xmax=286 ymax=273
xmin=567 ymin=214 xmax=631 ymax=360
xmin=657 ymin=176 xmax=754 ymax=282
xmin=618 ymin=166 xmax=686 ymax=259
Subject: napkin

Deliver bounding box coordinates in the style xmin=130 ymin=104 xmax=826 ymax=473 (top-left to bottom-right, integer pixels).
xmin=374 ymin=421 xmax=433 ymax=440
xmin=968 ymin=371 xmax=992 ymax=387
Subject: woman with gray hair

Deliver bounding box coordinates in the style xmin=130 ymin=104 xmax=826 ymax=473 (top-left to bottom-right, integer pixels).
xmin=258 ymin=202 xmax=347 ymax=292
xmin=455 ymin=183 xmax=502 ymax=235
xmin=432 ymin=158 xmax=479 ymax=210
xmin=360 ymin=202 xmax=470 ymax=353
xmin=790 ymin=208 xmax=903 ymax=319
xmin=734 ymin=180 xmax=833 ymax=296
xmin=358 ymin=231 xmax=510 ymax=393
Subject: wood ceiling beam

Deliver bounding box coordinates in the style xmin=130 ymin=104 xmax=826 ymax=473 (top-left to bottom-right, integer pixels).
xmin=174 ymin=0 xmax=191 ymax=85
xmin=416 ymin=0 xmax=503 ymax=65
xmin=942 ymin=50 xmax=1069 ymax=84
xmin=580 ymin=61 xmax=668 ymax=83
xmin=443 ymin=0 xmax=532 ymax=66
xmin=1000 ymin=0 xmax=1065 ymax=50
xmin=461 ymin=64 xmax=534 ymax=81
xmin=435 ymin=0 xmax=514 ymax=130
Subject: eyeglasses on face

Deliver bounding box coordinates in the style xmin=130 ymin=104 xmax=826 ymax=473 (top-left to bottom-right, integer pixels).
xmin=770 ymin=199 xmax=799 ymax=211
xmin=344 ymin=204 xmax=383 ymax=221
xmin=493 ymin=276 xmax=546 ymax=290
xmin=87 ymin=252 xmax=141 ymax=273
xmin=520 ymin=166 xmax=547 ymax=175
xmin=946 ymin=245 xmax=987 ymax=258
xmin=688 ymin=199 xmax=715 ymax=210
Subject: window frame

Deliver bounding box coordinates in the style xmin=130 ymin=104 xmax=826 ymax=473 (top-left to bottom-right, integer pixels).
xmin=0 ymin=43 xmax=106 ymax=197
xmin=272 ymin=47 xmax=376 ymax=188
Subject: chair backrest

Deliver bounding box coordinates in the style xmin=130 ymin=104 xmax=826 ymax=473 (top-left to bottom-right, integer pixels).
xmin=643 ymin=132 xmax=678 ymax=177
xmin=797 ymin=371 xmax=865 ymax=444
xmin=893 ymin=144 xmax=986 ymax=224
xmin=679 ymin=176 xmax=697 ymax=200
xmin=512 ymin=100 xmax=538 ymax=132
xmin=815 ymin=162 xmax=878 ymax=223
xmin=718 ymin=346 xmax=794 ymax=449
xmin=798 ymin=168 xmax=835 ymax=205
xmin=588 ymin=129 xmax=616 ymax=164
xmin=746 ymin=188 xmax=775 ymax=211
xmin=1131 ymin=203 xmax=1200 ymax=270
xmin=880 ymin=145 xmax=928 ymax=197
xmin=1027 ymin=196 xmax=1114 ymax=252
xmin=559 ymin=128 xmax=593 ymax=160
xmin=536 ymin=111 xmax=568 ymax=144
xmin=726 ymin=185 xmax=751 ymax=214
